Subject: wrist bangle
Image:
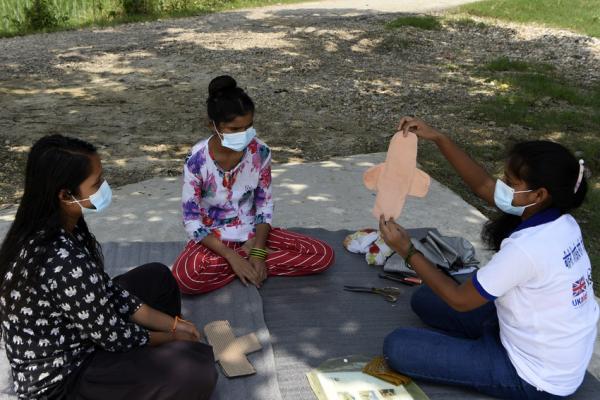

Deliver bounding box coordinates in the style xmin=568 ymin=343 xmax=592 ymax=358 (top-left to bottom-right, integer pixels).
xmin=249 ymin=248 xmax=268 ymax=260
xmin=403 ymin=242 xmax=419 ymax=268
xmin=171 ymin=316 xmax=181 ymax=332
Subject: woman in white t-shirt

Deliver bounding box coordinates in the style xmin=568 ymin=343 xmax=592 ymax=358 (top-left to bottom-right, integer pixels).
xmin=380 ymin=116 xmax=598 ymax=399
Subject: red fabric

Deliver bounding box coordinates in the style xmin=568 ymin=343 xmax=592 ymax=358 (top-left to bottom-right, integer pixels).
xmin=172 ymin=228 xmax=335 ymax=294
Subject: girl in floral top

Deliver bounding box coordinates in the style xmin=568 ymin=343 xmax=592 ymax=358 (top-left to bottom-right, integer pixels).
xmin=0 ymin=135 xmax=217 ymax=399
xmin=172 ymin=75 xmax=335 ymax=293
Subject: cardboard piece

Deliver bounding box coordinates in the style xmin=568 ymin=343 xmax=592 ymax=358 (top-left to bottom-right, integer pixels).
xmin=204 ymin=320 xmax=262 ymax=378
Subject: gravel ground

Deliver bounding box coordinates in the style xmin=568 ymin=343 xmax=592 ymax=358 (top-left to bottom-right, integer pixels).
xmin=0 ymin=3 xmax=599 ymax=207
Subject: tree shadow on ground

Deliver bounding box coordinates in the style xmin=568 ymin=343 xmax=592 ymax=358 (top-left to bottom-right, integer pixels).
xmin=1 ymin=5 xmax=598 ymax=275
xmin=0 ymin=8 xmax=597 ymax=202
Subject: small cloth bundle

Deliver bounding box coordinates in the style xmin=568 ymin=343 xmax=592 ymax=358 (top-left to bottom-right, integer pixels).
xmin=384 ymin=230 xmax=479 ymax=275
xmin=343 ymin=229 xmax=394 ymax=266
xmin=362 ymin=356 xmax=412 ymax=386
xmin=412 ymin=230 xmax=478 ymax=271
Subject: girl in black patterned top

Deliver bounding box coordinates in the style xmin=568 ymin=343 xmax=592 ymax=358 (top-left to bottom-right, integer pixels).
xmin=0 ymin=135 xmax=217 ymax=399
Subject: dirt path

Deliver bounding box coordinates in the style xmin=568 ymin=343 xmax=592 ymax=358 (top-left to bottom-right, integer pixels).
xmin=0 ymin=0 xmax=598 ymax=207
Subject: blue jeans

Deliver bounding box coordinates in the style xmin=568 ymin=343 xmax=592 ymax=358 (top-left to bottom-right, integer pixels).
xmin=383 ymin=285 xmax=565 ymax=400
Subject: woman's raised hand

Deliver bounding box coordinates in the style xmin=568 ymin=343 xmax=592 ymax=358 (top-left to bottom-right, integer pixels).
xmin=379 ymin=215 xmax=411 ymax=257
xmin=397 ymin=116 xmax=443 ymax=142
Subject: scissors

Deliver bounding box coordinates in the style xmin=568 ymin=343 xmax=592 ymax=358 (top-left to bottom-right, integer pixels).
xmin=343 ymin=286 xmax=402 ymax=303
xmin=378 ymin=272 xmax=422 ymax=286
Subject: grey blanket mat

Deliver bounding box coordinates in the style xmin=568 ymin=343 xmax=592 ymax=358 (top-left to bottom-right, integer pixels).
xmin=2 ymin=231 xmax=599 ymax=400
xmin=100 ymin=241 xmax=282 ymax=400
xmin=259 ymin=228 xmax=600 ymax=400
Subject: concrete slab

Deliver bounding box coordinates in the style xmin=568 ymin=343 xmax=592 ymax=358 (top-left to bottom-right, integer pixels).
xmin=0 ymin=153 xmax=492 ymax=259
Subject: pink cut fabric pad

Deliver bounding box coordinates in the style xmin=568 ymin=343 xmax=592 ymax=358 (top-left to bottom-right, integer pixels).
xmin=363 ymin=131 xmax=431 ymax=219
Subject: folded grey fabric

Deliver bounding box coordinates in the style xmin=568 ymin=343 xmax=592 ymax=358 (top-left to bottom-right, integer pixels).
xmin=384 ymin=230 xmax=479 ymax=273
xmin=382 ymin=251 xmax=418 ymax=275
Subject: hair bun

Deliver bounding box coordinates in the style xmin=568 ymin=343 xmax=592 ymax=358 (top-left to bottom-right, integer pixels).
xmin=208 ymin=75 xmax=237 ymax=98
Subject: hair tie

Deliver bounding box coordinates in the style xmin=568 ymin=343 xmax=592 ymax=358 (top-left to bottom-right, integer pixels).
xmin=574 ymin=159 xmax=585 ymax=193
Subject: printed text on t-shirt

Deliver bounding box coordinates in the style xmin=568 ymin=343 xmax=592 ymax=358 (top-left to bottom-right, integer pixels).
xmin=563 ymin=236 xmax=585 ymax=269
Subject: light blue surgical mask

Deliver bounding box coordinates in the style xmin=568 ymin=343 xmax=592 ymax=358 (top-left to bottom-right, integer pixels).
xmin=494 ymin=179 xmax=536 ymax=216
xmin=213 ymin=121 xmax=256 ymax=152
xmin=69 ymin=180 xmax=113 ymax=215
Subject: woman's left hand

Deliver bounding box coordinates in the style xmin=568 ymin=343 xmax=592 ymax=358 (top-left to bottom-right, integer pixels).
xmin=249 ymin=257 xmax=268 ymax=285
xmin=379 ymin=215 xmax=412 ymax=257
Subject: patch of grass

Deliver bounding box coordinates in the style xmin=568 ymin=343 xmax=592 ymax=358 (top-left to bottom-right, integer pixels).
xmin=459 ymin=0 xmax=600 ymax=38
xmin=0 ymin=0 xmax=310 ymax=37
xmin=476 ymin=58 xmax=600 ymax=132
xmin=16 ymin=0 xmax=67 ymax=31
xmin=376 ymin=35 xmax=413 ymax=53
xmin=483 ymin=56 xmax=554 ymax=73
xmin=446 ymin=16 xmax=488 ymax=29
xmin=465 ymin=57 xmax=600 ymax=287
xmin=445 ymin=62 xmax=460 ymax=72
xmin=386 ymin=15 xmax=442 ymax=31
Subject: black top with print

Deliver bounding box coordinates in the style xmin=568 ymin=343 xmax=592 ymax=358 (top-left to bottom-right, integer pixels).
xmin=0 ymin=228 xmax=149 ymax=399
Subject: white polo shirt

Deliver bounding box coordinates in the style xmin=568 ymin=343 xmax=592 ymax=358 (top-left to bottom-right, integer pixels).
xmin=473 ymin=214 xmax=598 ymax=396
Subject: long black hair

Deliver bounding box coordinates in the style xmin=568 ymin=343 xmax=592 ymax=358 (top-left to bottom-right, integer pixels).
xmin=0 ymin=135 xmax=103 ymax=322
xmin=206 ymin=75 xmax=255 ymax=125
xmin=482 ymin=140 xmax=588 ymax=250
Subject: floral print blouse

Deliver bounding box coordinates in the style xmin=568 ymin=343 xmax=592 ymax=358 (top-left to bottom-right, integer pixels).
xmin=0 ymin=228 xmax=148 ymax=399
xmin=182 ymin=136 xmax=274 ymax=243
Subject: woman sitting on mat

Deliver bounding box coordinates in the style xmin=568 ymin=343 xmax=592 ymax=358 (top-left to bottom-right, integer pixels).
xmin=380 ymin=117 xmax=597 ymax=400
xmin=172 ymin=75 xmax=334 ymax=294
xmin=0 ymin=135 xmax=217 ymax=400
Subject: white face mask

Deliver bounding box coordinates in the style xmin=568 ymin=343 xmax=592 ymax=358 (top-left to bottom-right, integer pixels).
xmin=493 ymin=179 xmax=537 ymax=216
xmin=68 ymin=181 xmax=112 ymax=215
xmin=213 ymin=121 xmax=256 ymax=152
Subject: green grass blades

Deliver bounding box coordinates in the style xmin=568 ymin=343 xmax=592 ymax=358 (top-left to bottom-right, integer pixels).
xmin=483 ymin=56 xmax=554 ymax=73
xmin=386 ymin=15 xmax=442 ymax=31
xmin=476 ymin=58 xmax=600 ymax=132
xmin=460 ymin=0 xmax=600 ymax=38
xmin=0 ymin=0 xmax=308 ymax=36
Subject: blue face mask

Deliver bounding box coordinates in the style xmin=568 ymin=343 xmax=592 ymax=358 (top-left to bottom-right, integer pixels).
xmin=494 ymin=179 xmax=536 ymax=216
xmin=69 ymin=180 xmax=113 ymax=215
xmin=213 ymin=122 xmax=256 ymax=152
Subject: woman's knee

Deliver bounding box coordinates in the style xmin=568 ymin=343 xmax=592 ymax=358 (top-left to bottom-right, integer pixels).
xmin=383 ymin=328 xmax=415 ymax=372
xmin=142 ymin=262 xmax=172 ymax=278
xmin=159 ymin=263 xmax=180 ymax=290
xmin=142 ymin=262 xmax=180 ymax=291
xmin=317 ymin=240 xmax=335 ymax=270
